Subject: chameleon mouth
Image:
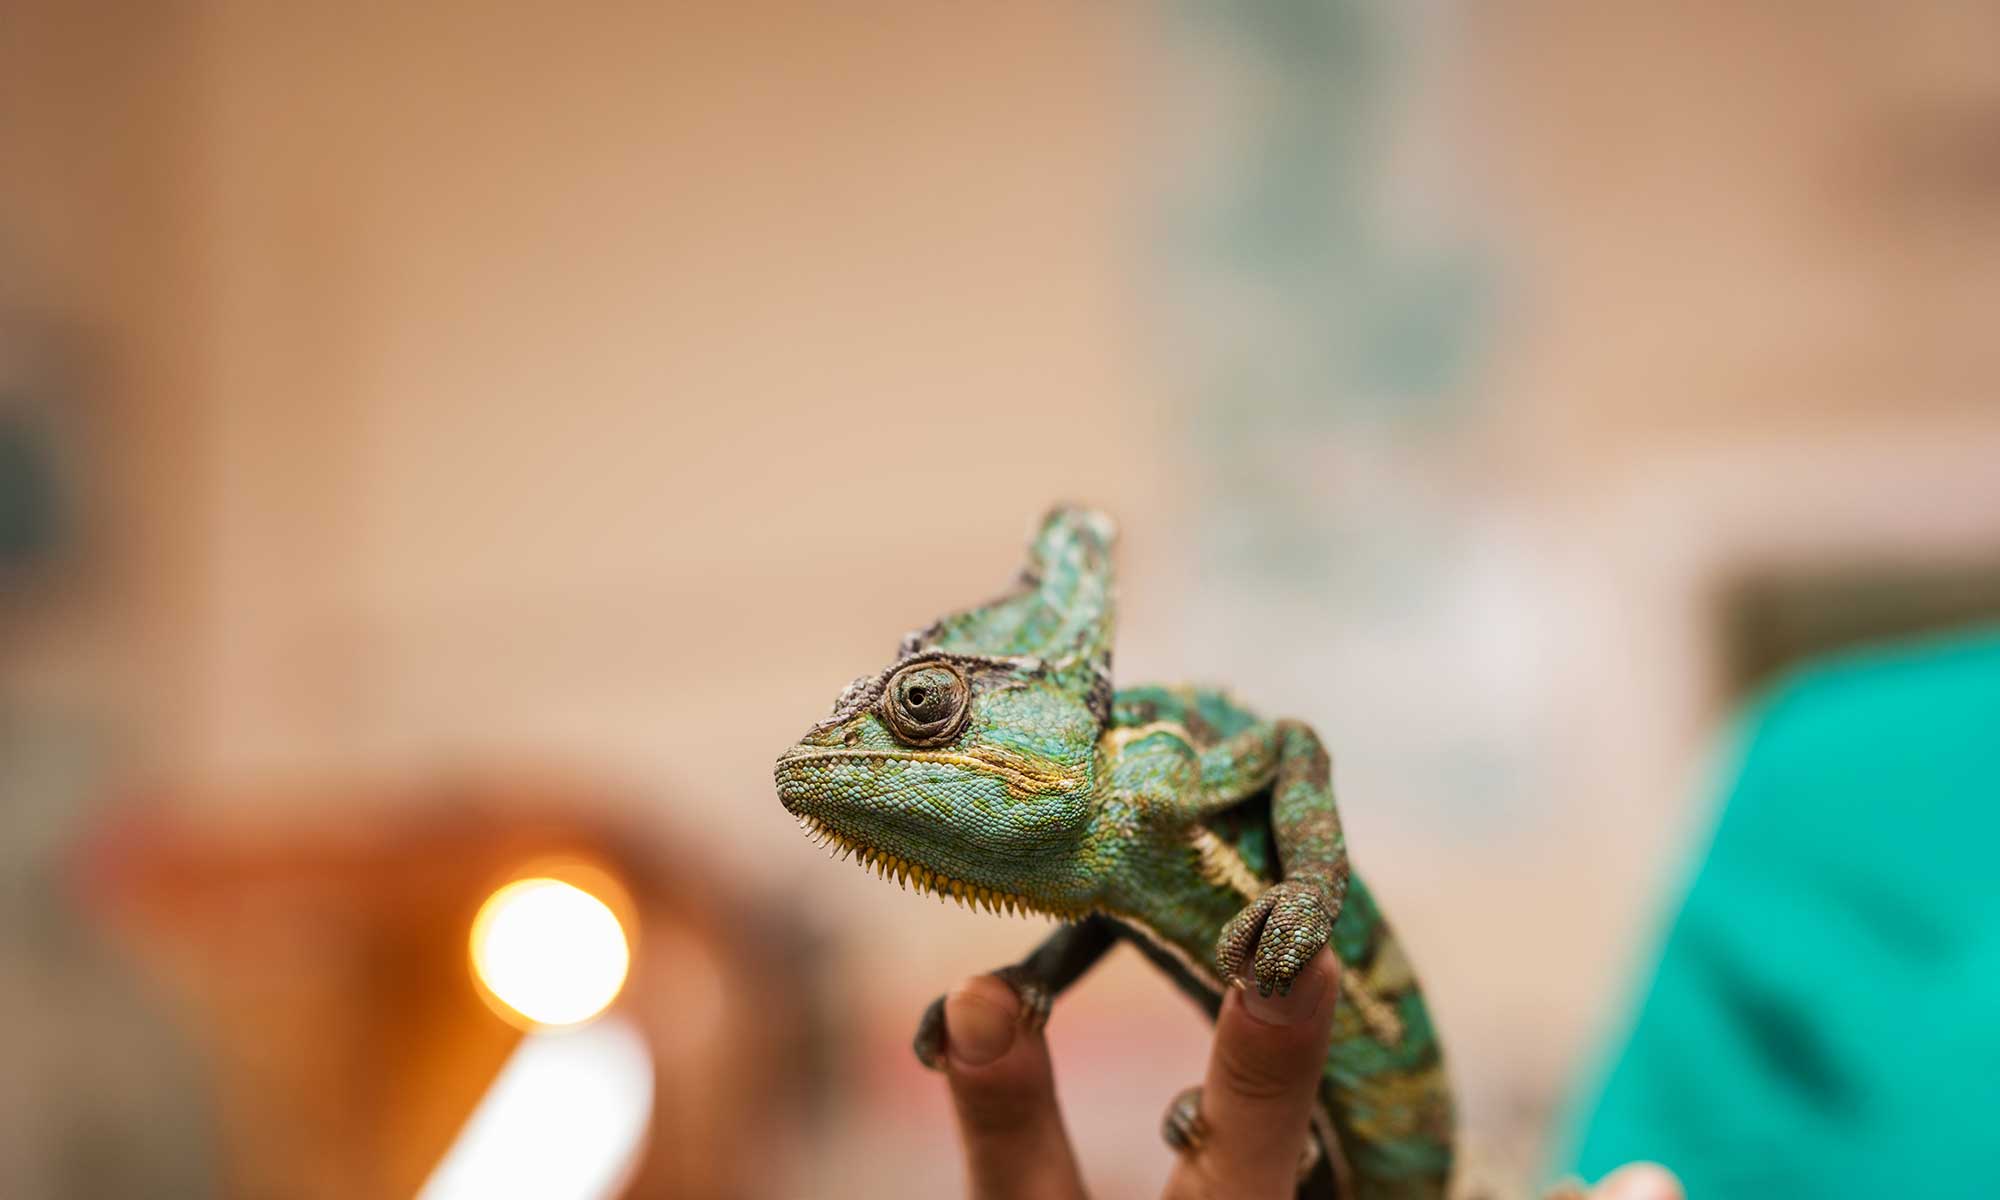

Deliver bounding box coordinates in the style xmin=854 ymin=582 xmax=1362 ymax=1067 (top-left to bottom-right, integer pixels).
xmin=791 ymin=811 xmax=1094 ymax=922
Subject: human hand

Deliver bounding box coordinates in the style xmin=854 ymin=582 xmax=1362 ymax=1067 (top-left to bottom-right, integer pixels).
xmin=1546 ymin=1163 xmax=1682 ymax=1200
xmin=936 ymin=947 xmax=1341 ymax=1199
xmin=933 ymin=943 xmax=1684 ymax=1200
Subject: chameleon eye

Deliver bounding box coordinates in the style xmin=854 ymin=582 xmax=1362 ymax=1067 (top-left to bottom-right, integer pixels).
xmin=881 ymin=662 xmax=971 ymax=747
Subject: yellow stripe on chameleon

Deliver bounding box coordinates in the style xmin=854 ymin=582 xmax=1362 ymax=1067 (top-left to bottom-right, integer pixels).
xmin=1099 ymin=720 xmax=1195 ymax=756
xmin=1188 ymin=827 xmax=1269 ymax=901
xmin=780 ymin=747 xmax=1085 ymax=800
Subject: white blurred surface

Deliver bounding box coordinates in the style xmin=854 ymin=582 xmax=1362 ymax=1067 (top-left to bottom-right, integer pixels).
xmin=419 ymin=1015 xmax=653 ymax=1200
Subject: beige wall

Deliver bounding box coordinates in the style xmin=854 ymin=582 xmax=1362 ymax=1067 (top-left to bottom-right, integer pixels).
xmin=175 ymin=1 xmax=1155 ymax=802
xmin=1484 ymin=0 xmax=2000 ymax=450
xmin=0 ymin=0 xmax=1154 ymax=787
xmin=6 ymin=7 xmax=1162 ymax=1190
xmin=0 ymin=1 xmax=206 ymax=741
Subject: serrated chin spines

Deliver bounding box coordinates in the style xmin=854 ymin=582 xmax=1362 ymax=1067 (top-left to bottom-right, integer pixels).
xmin=794 ymin=812 xmax=1093 ymax=923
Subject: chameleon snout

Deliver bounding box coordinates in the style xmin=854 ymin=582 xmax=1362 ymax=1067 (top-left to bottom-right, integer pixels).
xmin=772 ymin=751 xmax=824 ymax=815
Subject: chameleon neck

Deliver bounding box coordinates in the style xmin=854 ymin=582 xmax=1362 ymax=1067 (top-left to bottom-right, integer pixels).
xmin=1094 ymin=820 xmax=1252 ymax=987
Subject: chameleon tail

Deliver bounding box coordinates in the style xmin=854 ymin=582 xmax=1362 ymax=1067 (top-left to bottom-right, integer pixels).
xmin=1319 ymin=874 xmax=1455 ymax=1199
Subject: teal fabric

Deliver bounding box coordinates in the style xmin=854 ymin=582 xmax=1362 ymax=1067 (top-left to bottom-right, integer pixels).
xmin=1563 ymin=628 xmax=2000 ymax=1198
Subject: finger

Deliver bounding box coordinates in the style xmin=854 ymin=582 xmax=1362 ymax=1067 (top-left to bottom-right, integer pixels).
xmin=1165 ymin=948 xmax=1339 ymax=1200
xmin=1592 ymin=1163 xmax=1683 ymax=1200
xmin=939 ymin=974 xmax=1088 ymax=1200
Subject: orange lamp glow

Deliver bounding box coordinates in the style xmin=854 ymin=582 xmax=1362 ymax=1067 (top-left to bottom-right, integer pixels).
xmin=470 ymin=878 xmax=631 ymax=1027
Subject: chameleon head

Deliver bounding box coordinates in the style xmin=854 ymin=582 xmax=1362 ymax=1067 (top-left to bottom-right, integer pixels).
xmin=773 ymin=650 xmax=1106 ymax=916
xmin=773 ymin=506 xmax=1118 ymax=918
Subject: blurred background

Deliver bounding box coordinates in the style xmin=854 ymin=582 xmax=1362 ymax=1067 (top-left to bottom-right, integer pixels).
xmin=3 ymin=1 xmax=1998 ymax=1197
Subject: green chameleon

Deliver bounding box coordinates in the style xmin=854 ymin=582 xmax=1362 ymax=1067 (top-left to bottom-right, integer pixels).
xmin=774 ymin=507 xmax=1453 ymax=1199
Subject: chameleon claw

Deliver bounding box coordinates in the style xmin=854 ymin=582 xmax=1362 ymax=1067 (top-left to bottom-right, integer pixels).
xmin=992 ymin=964 xmax=1054 ymax=1034
xmin=1163 ymin=1084 xmax=1322 ymax=1183
xmin=1216 ymin=880 xmax=1335 ymax=996
xmin=1160 ymin=1085 xmax=1208 ymax=1154
xmin=912 ymin=994 xmax=949 ymax=1071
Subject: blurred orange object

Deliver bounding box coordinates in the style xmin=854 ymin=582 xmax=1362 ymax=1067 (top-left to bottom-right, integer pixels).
xmin=81 ymin=776 xmax=814 ymax=1200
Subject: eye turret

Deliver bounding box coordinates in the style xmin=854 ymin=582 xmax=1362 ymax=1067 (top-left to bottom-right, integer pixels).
xmin=881 ymin=661 xmax=971 ymax=747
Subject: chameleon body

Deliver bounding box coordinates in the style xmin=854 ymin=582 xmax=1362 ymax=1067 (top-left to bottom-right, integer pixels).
xmin=774 ymin=507 xmax=1453 ymax=1199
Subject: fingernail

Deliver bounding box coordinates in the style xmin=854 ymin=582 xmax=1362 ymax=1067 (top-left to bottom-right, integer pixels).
xmin=1236 ymin=958 xmax=1330 ymax=1027
xmin=944 ymin=982 xmax=1018 ymax=1067
xmin=1597 ymin=1164 xmax=1682 ymax=1200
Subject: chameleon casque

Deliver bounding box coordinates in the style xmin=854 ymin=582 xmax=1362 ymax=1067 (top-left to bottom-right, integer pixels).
xmin=774 ymin=507 xmax=1453 ymax=1198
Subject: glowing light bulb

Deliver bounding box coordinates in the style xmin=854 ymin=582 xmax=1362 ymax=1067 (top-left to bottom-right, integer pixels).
xmin=471 ymin=877 xmax=630 ymax=1027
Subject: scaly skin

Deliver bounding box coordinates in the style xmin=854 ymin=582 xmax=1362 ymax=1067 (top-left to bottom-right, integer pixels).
xmin=774 ymin=507 xmax=1453 ymax=1200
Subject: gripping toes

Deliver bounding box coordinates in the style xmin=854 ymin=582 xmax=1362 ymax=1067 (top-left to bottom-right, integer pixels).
xmin=1161 ymin=1084 xmax=1323 ymax=1182
xmin=1160 ymin=1085 xmax=1208 ymax=1154
xmin=1215 ymin=879 xmax=1335 ymax=996
xmin=992 ymin=963 xmax=1056 ymax=1033
xmin=913 ymin=994 xmax=950 ymax=1070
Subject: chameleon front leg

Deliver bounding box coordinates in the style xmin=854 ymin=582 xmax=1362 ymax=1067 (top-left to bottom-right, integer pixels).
xmin=912 ymin=914 xmax=1122 ymax=1069
xmin=1209 ymin=720 xmax=1350 ymax=996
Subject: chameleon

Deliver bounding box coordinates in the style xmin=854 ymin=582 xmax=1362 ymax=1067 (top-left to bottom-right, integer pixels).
xmin=773 ymin=506 xmax=1454 ymax=1199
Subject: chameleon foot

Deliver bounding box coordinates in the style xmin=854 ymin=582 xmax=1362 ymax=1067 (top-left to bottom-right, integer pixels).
xmin=1160 ymin=1085 xmax=1321 ymax=1182
xmin=1296 ymin=1120 xmax=1324 ymax=1182
xmin=1159 ymin=1085 xmax=1207 ymax=1154
xmin=992 ymin=963 xmax=1055 ymax=1033
xmin=910 ymin=965 xmax=1055 ymax=1072
xmin=913 ymin=995 xmax=949 ymax=1071
xmin=1215 ymin=879 xmax=1336 ymax=996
